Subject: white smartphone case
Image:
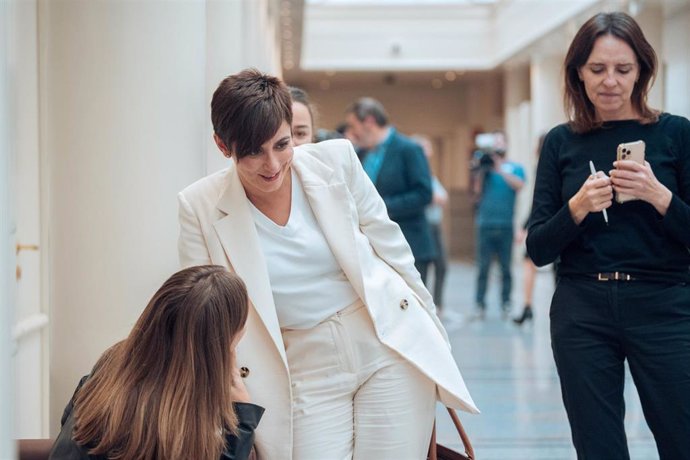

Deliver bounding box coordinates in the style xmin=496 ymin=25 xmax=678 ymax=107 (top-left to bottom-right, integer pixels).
xmin=615 ymin=140 xmax=646 ymax=203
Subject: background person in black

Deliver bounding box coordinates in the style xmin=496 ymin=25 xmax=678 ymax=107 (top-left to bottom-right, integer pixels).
xmin=526 ymin=12 xmax=690 ymax=460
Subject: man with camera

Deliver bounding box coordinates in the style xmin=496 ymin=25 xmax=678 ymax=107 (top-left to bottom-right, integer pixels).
xmin=471 ymin=131 xmax=525 ymax=320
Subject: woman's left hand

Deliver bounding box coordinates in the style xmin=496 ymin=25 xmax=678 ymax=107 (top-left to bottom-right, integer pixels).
xmin=610 ymin=160 xmax=673 ymax=215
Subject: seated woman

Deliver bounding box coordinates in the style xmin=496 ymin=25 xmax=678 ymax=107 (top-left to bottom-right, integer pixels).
xmin=49 ymin=265 xmax=262 ymax=460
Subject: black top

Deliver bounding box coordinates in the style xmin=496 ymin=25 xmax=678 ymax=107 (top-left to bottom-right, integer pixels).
xmin=49 ymin=376 xmax=264 ymax=460
xmin=527 ymin=113 xmax=690 ymax=282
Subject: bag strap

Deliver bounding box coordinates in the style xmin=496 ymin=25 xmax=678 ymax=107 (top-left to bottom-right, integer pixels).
xmin=427 ymin=408 xmax=475 ymax=460
xmin=428 ymin=421 xmax=438 ymax=459
xmin=446 ymin=407 xmax=474 ymax=459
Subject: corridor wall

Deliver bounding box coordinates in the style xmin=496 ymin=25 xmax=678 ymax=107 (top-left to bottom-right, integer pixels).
xmin=2 ymin=0 xmax=283 ymax=437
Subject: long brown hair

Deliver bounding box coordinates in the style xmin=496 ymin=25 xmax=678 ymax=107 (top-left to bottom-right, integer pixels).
xmin=72 ymin=265 xmax=249 ymax=460
xmin=564 ymin=11 xmax=659 ymax=133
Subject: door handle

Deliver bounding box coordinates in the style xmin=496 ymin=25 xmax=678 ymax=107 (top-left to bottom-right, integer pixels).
xmin=16 ymin=243 xmax=40 ymax=280
xmin=16 ymin=243 xmax=39 ymax=254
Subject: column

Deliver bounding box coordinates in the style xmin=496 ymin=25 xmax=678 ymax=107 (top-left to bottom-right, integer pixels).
xmin=503 ymin=64 xmax=532 ymax=227
xmin=205 ymin=0 xmax=282 ymax=174
xmin=39 ymin=0 xmax=208 ymax=433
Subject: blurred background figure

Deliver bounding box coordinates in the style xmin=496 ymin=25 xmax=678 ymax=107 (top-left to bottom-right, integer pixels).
xmin=345 ymin=97 xmax=436 ymax=282
xmin=470 ymin=131 xmax=525 ymax=319
xmin=289 ymin=86 xmax=315 ymax=146
xmin=512 ymin=221 xmax=536 ymax=326
xmin=314 ymin=121 xmax=348 ymax=143
xmin=412 ymin=134 xmax=449 ymax=314
xmin=513 ymin=134 xmax=547 ymax=326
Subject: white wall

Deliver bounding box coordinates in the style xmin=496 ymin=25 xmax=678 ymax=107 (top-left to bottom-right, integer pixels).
xmin=663 ymin=4 xmax=690 ymax=118
xmin=635 ymin=4 xmax=665 ymax=112
xmin=40 ymin=0 xmax=208 ymax=432
xmin=205 ymin=0 xmax=282 ymax=174
xmin=1 ymin=0 xmax=17 ymax=454
xmin=503 ymin=64 xmax=532 ymax=228
xmin=38 ymin=0 xmax=283 ymax=434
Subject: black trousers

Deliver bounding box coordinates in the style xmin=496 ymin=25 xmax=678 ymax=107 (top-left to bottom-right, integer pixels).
xmin=551 ymin=277 xmax=690 ymax=460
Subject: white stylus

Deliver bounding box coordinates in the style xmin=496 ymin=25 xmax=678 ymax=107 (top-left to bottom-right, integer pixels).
xmin=589 ymin=160 xmax=609 ymax=225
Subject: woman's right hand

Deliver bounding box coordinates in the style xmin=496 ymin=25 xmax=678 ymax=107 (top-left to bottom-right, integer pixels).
xmin=568 ymin=171 xmax=613 ymax=225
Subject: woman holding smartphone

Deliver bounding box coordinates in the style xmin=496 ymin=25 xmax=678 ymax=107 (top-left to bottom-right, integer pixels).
xmin=527 ymin=12 xmax=690 ymax=460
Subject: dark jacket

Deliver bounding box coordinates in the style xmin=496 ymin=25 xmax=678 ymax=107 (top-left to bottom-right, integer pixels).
xmin=49 ymin=376 xmax=264 ymax=460
xmin=372 ymin=129 xmax=435 ymax=262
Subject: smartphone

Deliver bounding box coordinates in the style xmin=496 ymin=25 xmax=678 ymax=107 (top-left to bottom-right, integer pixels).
xmin=615 ymin=140 xmax=646 ymax=203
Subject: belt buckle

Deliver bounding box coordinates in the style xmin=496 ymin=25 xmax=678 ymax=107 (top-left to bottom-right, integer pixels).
xmin=598 ymin=272 xmax=631 ymax=281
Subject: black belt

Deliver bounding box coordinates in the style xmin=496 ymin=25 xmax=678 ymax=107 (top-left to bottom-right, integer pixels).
xmin=587 ymin=272 xmax=638 ymax=281
xmin=564 ymin=272 xmax=688 ymax=284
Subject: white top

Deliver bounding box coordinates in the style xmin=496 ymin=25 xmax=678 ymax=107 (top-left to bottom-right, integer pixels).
xmin=249 ymin=170 xmax=360 ymax=329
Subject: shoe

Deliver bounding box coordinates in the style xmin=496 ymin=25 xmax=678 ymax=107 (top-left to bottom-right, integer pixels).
xmin=440 ymin=310 xmax=465 ymax=330
xmin=501 ymin=302 xmax=511 ymax=320
xmin=513 ymin=305 xmax=533 ymax=325
xmin=470 ymin=308 xmax=486 ymax=321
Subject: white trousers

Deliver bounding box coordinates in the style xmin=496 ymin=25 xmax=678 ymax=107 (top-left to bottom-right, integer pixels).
xmin=281 ymin=300 xmax=436 ymax=460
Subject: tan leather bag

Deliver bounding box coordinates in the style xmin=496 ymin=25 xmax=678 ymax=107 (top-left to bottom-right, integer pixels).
xmin=427 ymin=407 xmax=475 ymax=460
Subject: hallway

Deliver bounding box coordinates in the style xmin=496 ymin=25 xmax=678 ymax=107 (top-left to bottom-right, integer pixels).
xmin=435 ymin=260 xmax=658 ymax=459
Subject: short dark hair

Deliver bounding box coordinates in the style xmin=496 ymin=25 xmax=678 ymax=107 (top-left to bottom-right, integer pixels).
xmin=211 ymin=68 xmax=292 ymax=159
xmin=346 ymin=97 xmax=389 ymax=127
xmin=289 ymin=86 xmax=317 ymax=127
xmin=289 ymin=86 xmax=313 ymax=115
xmin=564 ymin=11 xmax=659 ymax=133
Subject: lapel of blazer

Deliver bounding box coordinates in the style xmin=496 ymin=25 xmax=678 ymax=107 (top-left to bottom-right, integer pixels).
xmin=293 ymin=150 xmax=366 ymax=300
xmin=213 ymin=164 xmax=287 ymax=364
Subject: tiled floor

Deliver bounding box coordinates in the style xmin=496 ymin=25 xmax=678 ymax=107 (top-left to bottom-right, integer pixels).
xmin=433 ymin=260 xmax=658 ymax=459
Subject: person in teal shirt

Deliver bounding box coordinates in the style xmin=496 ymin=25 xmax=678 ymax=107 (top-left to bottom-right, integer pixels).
xmin=472 ymin=131 xmax=526 ymax=319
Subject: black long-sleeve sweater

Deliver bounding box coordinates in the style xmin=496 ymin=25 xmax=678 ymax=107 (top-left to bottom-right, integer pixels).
xmin=526 ymin=113 xmax=690 ymax=282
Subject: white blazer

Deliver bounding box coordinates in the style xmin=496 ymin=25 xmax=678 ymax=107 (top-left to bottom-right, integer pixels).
xmin=178 ymin=139 xmax=478 ymax=460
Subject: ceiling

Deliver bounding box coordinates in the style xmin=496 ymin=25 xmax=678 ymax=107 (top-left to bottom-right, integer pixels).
xmin=280 ymin=0 xmax=690 ymax=88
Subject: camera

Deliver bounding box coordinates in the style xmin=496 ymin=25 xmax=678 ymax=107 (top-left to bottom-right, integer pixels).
xmin=470 ymin=132 xmax=506 ymax=173
xmin=471 ymin=150 xmax=495 ymax=172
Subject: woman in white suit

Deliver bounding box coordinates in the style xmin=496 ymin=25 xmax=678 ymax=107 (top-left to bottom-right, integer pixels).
xmin=178 ymin=69 xmax=477 ymax=460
